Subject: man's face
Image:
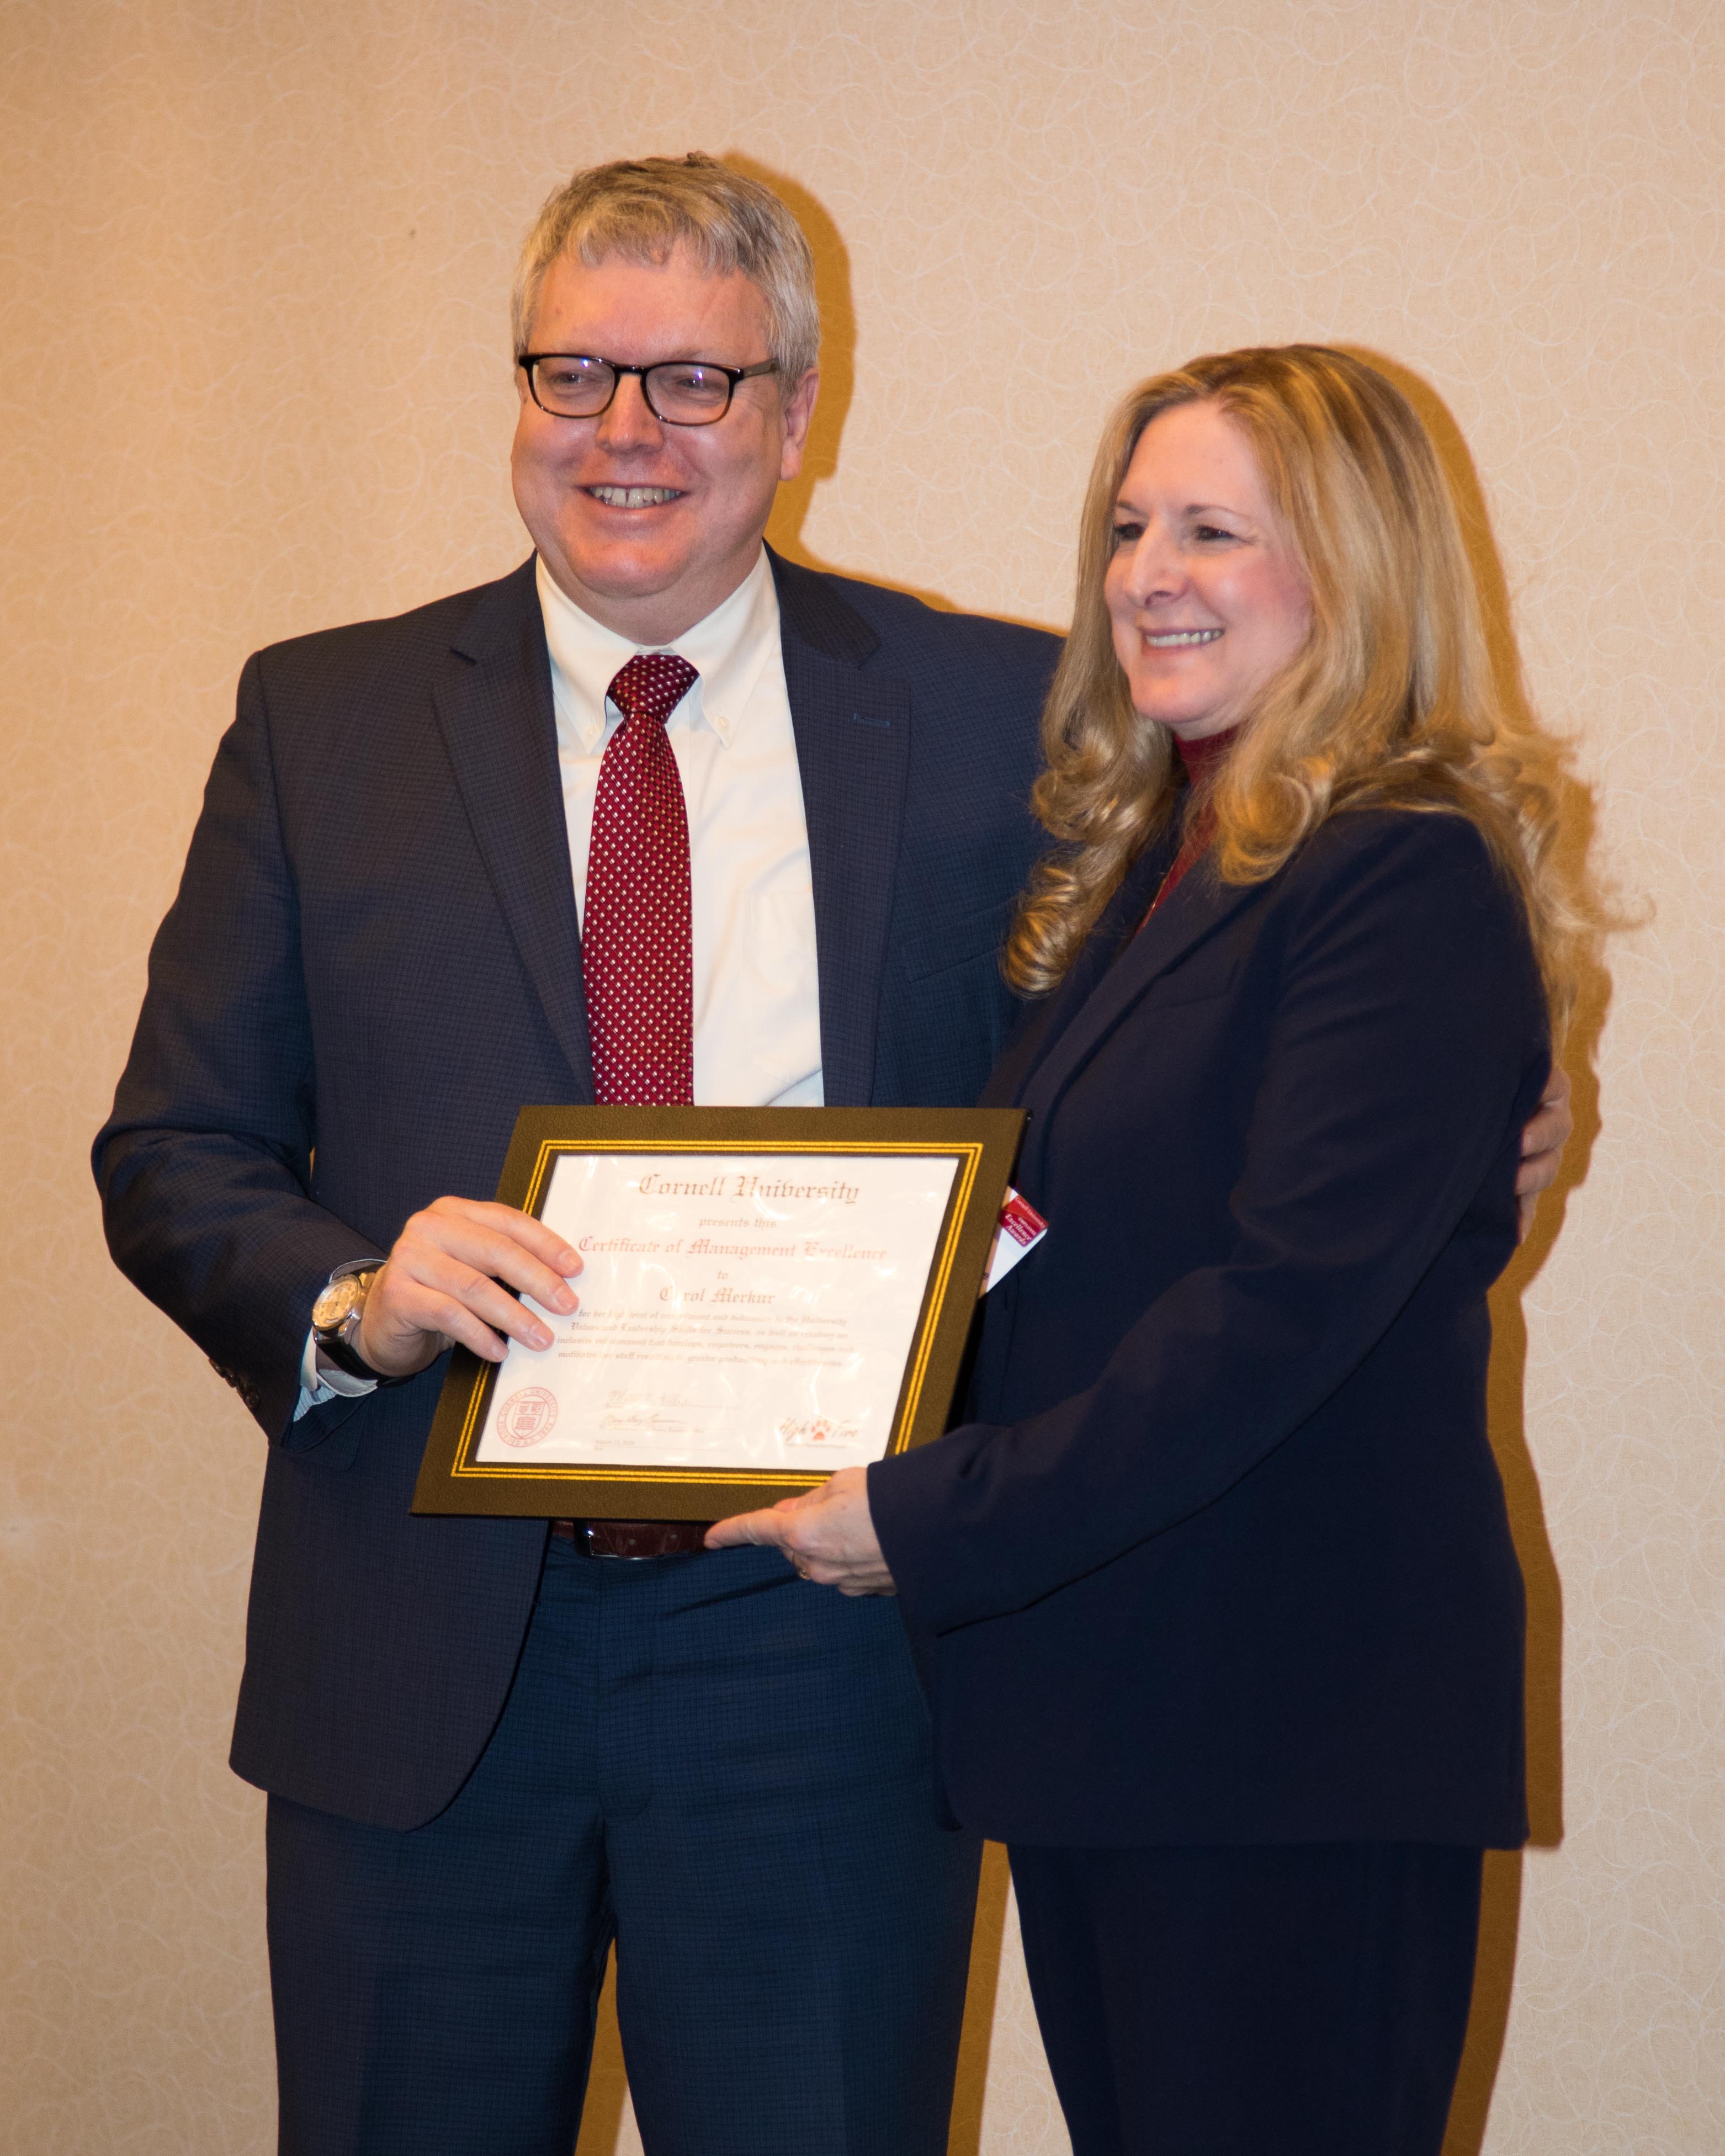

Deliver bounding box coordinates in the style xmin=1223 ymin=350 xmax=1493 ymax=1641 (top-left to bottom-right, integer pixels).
xmin=511 ymin=244 xmax=818 ymax=643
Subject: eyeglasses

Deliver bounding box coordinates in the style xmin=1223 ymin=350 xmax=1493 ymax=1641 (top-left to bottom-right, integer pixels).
xmin=519 ymin=353 xmax=779 ymax=426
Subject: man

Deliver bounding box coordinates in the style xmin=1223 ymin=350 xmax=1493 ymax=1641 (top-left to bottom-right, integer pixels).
xmin=95 ymin=155 xmax=1569 ymax=2156
xmin=94 ymin=154 xmax=1058 ymax=2156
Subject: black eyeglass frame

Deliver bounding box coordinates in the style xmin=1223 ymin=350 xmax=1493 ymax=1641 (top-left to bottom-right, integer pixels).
xmin=518 ymin=353 xmax=780 ymax=425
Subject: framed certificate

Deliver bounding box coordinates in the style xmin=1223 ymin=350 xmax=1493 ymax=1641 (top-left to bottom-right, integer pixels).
xmin=411 ymin=1105 xmax=1026 ymax=1520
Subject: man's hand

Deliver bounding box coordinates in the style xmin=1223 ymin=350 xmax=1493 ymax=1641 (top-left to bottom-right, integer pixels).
xmin=704 ymin=1467 xmax=896 ymax=1596
xmin=1514 ymin=1064 xmax=1574 ymax=1242
xmin=355 ymin=1197 xmax=583 ymax=1378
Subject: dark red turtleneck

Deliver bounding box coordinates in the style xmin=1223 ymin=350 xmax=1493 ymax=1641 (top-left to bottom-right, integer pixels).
xmin=1141 ymin=725 xmax=1241 ymax=925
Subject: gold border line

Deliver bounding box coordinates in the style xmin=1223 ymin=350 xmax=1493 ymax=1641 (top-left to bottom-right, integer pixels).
xmin=886 ymin=1145 xmax=978 ymax=1452
xmin=452 ymin=1140 xmax=981 ymax=1482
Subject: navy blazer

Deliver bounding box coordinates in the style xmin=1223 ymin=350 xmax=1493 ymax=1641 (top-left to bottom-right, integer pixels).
xmin=871 ymin=807 xmax=1549 ymax=1850
xmin=93 ymin=552 xmax=1058 ymax=1830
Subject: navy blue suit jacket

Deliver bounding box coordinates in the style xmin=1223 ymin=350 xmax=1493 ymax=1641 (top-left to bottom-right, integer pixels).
xmin=870 ymin=808 xmax=1549 ymax=1850
xmin=94 ymin=551 xmax=1058 ymax=1830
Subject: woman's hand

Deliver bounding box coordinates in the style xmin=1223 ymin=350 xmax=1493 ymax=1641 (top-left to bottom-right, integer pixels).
xmin=1514 ymin=1064 xmax=1574 ymax=1241
xmin=704 ymin=1467 xmax=896 ymax=1596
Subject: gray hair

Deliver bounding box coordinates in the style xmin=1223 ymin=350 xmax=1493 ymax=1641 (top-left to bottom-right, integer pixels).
xmin=511 ymin=153 xmax=820 ymax=383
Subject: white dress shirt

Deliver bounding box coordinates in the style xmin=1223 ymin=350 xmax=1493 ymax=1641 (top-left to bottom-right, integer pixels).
xmin=538 ymin=547 xmax=822 ymax=1109
xmin=299 ymin=545 xmax=822 ymax=1409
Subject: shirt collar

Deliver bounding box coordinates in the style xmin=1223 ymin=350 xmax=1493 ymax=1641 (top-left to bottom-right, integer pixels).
xmin=535 ymin=546 xmax=780 ymax=756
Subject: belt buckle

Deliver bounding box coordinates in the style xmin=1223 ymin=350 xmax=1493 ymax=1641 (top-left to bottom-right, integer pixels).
xmin=569 ymin=1518 xmax=712 ymax=1560
xmin=580 ymin=1521 xmax=656 ymax=1561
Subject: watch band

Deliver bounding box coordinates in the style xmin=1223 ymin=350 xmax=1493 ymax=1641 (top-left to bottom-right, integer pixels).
xmin=315 ymin=1329 xmax=396 ymax=1385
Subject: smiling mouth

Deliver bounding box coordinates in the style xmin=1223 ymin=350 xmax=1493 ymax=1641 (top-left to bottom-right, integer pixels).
xmin=1145 ymin=628 xmax=1223 ymax=648
xmin=585 ymin=485 xmax=684 ymax=508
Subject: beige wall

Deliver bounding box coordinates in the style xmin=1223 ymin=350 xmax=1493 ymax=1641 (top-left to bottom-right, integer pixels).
xmin=4 ymin=2 xmax=1721 ymax=2149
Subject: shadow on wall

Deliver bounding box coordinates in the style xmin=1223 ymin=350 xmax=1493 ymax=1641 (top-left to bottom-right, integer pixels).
xmin=1354 ymin=349 xmax=1617 ymax=2156
xmin=723 ymin=155 xmax=856 ymax=575
xmin=948 ymin=1842 xmax=1014 ymax=2156
xmin=729 ymin=151 xmax=1007 ymax=624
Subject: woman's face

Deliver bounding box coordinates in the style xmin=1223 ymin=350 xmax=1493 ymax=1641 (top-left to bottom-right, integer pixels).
xmin=1104 ymin=400 xmax=1312 ymax=742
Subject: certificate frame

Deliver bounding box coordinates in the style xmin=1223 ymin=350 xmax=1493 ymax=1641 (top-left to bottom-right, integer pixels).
xmin=411 ymin=1105 xmax=1026 ymax=1521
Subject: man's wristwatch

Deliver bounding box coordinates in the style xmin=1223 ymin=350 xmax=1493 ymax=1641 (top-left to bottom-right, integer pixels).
xmin=310 ymin=1260 xmax=400 ymax=1385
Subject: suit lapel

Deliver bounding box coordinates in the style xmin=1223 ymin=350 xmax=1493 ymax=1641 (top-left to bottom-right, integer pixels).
xmin=996 ymin=828 xmax=1180 ymax=1108
xmin=771 ymin=551 xmax=910 ymax=1108
xmin=432 ymin=549 xmax=911 ymax=1111
xmin=434 ymin=560 xmax=595 ymax=1099
xmin=1016 ymin=851 xmax=1265 ymax=1179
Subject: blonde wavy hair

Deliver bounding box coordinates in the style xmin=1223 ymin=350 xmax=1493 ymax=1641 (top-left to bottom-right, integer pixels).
xmin=1007 ymin=344 xmax=1595 ymax=1030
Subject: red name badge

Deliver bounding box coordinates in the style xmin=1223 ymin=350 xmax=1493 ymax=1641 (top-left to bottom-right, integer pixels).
xmin=983 ymin=1186 xmax=1048 ymax=1293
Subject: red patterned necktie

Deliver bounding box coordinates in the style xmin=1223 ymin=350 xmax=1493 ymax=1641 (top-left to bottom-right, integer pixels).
xmin=583 ymin=651 xmax=699 ymax=1104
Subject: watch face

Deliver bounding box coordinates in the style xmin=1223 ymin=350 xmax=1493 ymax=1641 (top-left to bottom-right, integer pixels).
xmin=312 ymin=1275 xmax=368 ymax=1331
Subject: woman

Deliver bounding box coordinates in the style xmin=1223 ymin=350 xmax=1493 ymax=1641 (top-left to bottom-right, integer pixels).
xmin=710 ymin=346 xmax=1598 ymax=2153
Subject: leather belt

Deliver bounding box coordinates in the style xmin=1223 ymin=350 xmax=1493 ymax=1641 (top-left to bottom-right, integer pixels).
xmin=551 ymin=1518 xmax=712 ymax=1559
